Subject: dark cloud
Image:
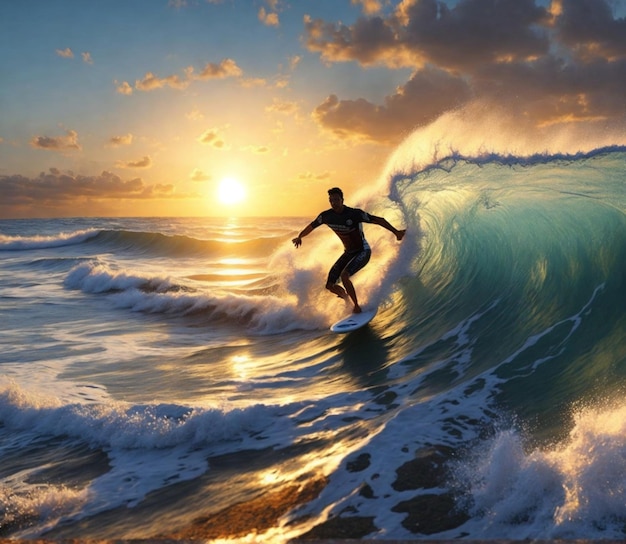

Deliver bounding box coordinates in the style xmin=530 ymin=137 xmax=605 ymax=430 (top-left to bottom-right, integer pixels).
xmin=556 ymin=0 xmax=626 ymax=58
xmin=30 ymin=130 xmax=81 ymax=151
xmin=400 ymin=0 xmax=550 ymax=69
xmin=304 ymin=15 xmax=399 ymax=66
xmin=305 ymin=0 xmax=549 ymax=69
xmin=305 ymin=0 xmax=626 ymax=144
xmin=116 ymin=155 xmax=153 ymax=169
xmin=313 ymin=66 xmax=472 ymax=143
xmin=0 ymin=169 xmax=175 ymax=208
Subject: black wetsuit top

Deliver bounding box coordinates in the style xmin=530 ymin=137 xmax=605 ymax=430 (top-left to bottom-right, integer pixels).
xmin=309 ymin=206 xmax=372 ymax=252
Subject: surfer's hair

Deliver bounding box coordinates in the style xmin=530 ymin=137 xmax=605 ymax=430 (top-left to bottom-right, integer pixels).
xmin=328 ymin=187 xmax=343 ymax=198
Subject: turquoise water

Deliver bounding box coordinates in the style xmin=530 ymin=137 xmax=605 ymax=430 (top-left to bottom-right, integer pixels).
xmin=1 ymin=148 xmax=626 ymax=540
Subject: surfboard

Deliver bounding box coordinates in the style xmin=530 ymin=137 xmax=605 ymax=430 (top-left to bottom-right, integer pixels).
xmin=330 ymin=308 xmax=377 ymax=334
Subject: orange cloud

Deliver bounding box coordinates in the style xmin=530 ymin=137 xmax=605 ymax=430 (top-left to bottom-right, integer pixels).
xmin=135 ymin=72 xmax=189 ymax=91
xmin=298 ymin=170 xmax=331 ymax=182
xmin=56 ymin=47 xmax=74 ymax=58
xmin=116 ymin=155 xmax=153 ymax=169
xmin=1 ymin=169 xmax=174 ymax=206
xmin=190 ymin=168 xmax=210 ymax=181
xmin=30 ymin=130 xmax=81 ymax=151
xmin=351 ymin=0 xmax=382 ymax=15
xmin=265 ymin=98 xmax=299 ymax=115
xmin=259 ymin=7 xmax=279 ymax=27
xmin=194 ymin=58 xmax=242 ymax=80
xmin=108 ymin=133 xmax=133 ymax=147
xmin=313 ymin=67 xmax=471 ymax=143
xmin=127 ymin=59 xmax=243 ymax=95
xmin=243 ymin=145 xmax=270 ymax=154
xmin=197 ymin=129 xmax=227 ymax=149
xmin=115 ymin=81 xmax=133 ymax=95
xmin=305 ymin=0 xmax=626 ymax=144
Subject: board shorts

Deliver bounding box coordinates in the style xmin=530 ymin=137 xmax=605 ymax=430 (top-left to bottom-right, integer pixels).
xmin=327 ymin=249 xmax=371 ymax=285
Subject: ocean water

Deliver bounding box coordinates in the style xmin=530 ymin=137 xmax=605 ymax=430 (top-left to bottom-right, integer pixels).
xmin=1 ymin=146 xmax=626 ymax=540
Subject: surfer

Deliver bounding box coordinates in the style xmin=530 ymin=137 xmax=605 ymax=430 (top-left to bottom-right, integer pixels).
xmin=292 ymin=187 xmax=406 ymax=314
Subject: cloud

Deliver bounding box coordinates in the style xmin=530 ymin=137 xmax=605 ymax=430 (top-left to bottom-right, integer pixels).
xmin=56 ymin=48 xmax=93 ymax=64
xmin=265 ymin=98 xmax=299 ymax=115
xmin=305 ymin=0 xmax=626 ymax=144
xmin=305 ymin=0 xmax=550 ymax=69
xmin=135 ymin=71 xmax=190 ymax=91
xmin=115 ymin=80 xmax=133 ymax=95
xmin=190 ymin=168 xmax=211 ymax=181
xmin=555 ymin=0 xmax=626 ymax=59
xmin=298 ymin=170 xmax=331 ymax=181
xmin=197 ymin=129 xmax=228 ymax=149
xmin=289 ymin=55 xmax=302 ymax=70
xmin=116 ymin=155 xmax=153 ymax=169
xmin=126 ymin=59 xmax=242 ymax=95
xmin=243 ymin=145 xmax=270 ymax=154
xmin=186 ymin=108 xmax=204 ymax=121
xmin=259 ymin=7 xmax=279 ymax=27
xmin=56 ymin=47 xmax=74 ymax=58
xmin=194 ymin=58 xmax=242 ymax=80
xmin=351 ymin=0 xmax=382 ymax=16
xmin=0 ymin=169 xmax=174 ymax=207
xmin=30 ymin=130 xmax=81 ymax=151
xmin=108 ymin=133 xmax=133 ymax=147
xmin=313 ymin=66 xmax=472 ymax=143
xmin=239 ymin=77 xmax=268 ymax=88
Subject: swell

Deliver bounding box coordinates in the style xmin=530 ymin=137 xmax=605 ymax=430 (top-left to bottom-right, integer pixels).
xmin=0 ymin=228 xmax=286 ymax=258
xmin=91 ymin=229 xmax=285 ymax=258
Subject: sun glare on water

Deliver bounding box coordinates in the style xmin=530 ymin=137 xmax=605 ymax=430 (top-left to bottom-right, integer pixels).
xmin=217 ymin=177 xmax=247 ymax=206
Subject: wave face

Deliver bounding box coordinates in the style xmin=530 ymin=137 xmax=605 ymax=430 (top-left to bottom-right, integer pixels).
xmin=1 ymin=150 xmax=626 ymax=540
xmin=357 ymin=147 xmax=626 ymax=538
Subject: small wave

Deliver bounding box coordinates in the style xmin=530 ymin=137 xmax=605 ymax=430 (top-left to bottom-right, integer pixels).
xmin=0 ymin=229 xmax=101 ymax=251
xmin=0 ymin=378 xmax=278 ymax=450
xmin=92 ymin=229 xmax=285 ymax=258
xmin=63 ymin=261 xmax=321 ymax=333
xmin=0 ymin=227 xmax=287 ymax=259
xmin=0 ymin=378 xmax=290 ymax=534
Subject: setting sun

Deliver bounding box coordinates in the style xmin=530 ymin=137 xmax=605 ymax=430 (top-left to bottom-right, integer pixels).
xmin=217 ymin=177 xmax=246 ymax=206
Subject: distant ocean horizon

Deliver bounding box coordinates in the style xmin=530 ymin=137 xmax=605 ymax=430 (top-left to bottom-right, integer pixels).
xmin=2 ymin=146 xmax=626 ymax=540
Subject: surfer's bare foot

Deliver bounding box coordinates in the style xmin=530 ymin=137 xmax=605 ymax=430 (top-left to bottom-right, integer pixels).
xmin=352 ymin=305 xmax=362 ymax=314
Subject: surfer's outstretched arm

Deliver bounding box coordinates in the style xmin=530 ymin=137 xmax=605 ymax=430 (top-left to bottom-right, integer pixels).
xmin=292 ymin=223 xmax=314 ymax=248
xmin=369 ymin=215 xmax=406 ymax=241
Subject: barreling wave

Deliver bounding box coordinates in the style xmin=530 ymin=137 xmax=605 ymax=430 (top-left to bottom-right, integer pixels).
xmin=291 ymin=146 xmax=626 ymax=539
xmin=386 ymin=147 xmax=626 ymax=422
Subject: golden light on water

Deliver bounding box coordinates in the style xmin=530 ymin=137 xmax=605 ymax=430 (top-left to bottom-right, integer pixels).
xmin=232 ymin=354 xmax=252 ymax=380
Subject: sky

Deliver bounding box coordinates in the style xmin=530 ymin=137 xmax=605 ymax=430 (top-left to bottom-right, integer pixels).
xmin=1 ymin=0 xmax=626 ymax=219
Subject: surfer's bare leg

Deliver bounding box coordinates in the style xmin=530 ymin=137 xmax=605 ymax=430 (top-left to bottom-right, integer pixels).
xmin=339 ymin=272 xmax=361 ymax=314
xmin=326 ymin=282 xmax=348 ymax=300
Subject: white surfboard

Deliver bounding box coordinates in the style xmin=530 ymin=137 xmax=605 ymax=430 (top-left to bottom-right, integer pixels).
xmin=330 ymin=308 xmax=377 ymax=334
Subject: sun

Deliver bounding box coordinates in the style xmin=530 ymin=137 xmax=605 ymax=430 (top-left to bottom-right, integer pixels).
xmin=217 ymin=177 xmax=246 ymax=206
